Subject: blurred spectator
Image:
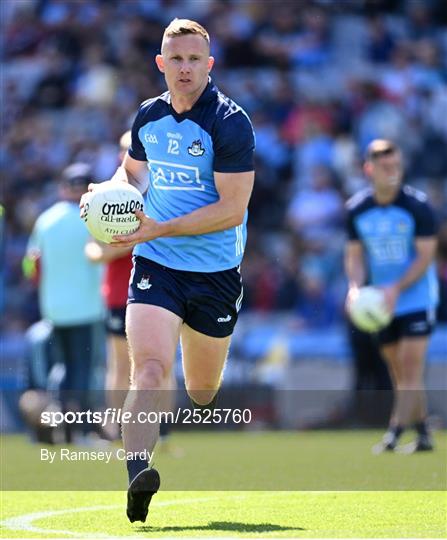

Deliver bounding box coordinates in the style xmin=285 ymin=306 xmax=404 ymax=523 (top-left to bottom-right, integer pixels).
xmin=365 ymin=15 xmax=396 ymax=64
xmin=28 ymin=46 xmax=73 ymax=109
xmin=379 ymin=43 xmax=414 ymax=104
xmin=405 ymin=2 xmax=437 ymax=41
xmin=75 ymin=43 xmax=118 ymax=106
xmin=22 ymin=162 xmax=105 ymax=440
xmin=286 ymin=165 xmax=344 ymax=246
xmin=354 ymin=81 xmax=408 ymax=152
xmin=296 ymin=270 xmax=338 ymax=328
xmin=290 ymin=5 xmax=331 ymax=68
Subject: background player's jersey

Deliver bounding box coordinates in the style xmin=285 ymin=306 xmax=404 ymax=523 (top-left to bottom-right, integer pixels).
xmin=346 ymin=185 xmax=439 ymax=316
xmin=128 ymin=79 xmax=255 ymax=272
xmin=27 ymin=202 xmax=104 ymax=325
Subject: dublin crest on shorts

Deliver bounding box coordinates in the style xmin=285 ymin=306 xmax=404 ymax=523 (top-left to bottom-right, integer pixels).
xmin=137 ymin=275 xmax=152 ymax=290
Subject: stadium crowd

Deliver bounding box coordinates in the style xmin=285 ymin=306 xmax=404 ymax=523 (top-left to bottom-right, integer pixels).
xmin=2 ymin=0 xmax=447 ymax=356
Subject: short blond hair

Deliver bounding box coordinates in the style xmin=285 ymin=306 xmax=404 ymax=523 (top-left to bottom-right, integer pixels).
xmin=162 ymin=18 xmax=210 ymax=51
xmin=366 ymin=139 xmax=398 ymax=161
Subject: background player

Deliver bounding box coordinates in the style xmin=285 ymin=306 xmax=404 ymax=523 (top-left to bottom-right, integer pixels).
xmin=25 ymin=163 xmax=105 ymax=441
xmin=345 ymin=139 xmax=439 ymax=453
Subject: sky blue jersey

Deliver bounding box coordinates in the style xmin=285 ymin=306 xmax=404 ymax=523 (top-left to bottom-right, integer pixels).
xmin=346 ymin=185 xmax=439 ymax=316
xmin=27 ymin=201 xmax=104 ymax=325
xmin=128 ymin=79 xmax=255 ymax=272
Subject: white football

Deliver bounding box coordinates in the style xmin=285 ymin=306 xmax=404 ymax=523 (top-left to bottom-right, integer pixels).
xmin=82 ymin=181 xmax=144 ymax=243
xmin=348 ymin=286 xmax=392 ymax=333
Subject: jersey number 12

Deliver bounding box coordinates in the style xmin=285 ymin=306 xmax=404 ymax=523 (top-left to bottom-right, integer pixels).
xmin=167 ymin=139 xmax=179 ymax=155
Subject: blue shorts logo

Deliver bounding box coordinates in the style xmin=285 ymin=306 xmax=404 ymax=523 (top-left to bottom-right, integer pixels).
xmin=149 ymin=160 xmax=205 ymax=191
xmin=137 ymin=274 xmax=152 ymax=290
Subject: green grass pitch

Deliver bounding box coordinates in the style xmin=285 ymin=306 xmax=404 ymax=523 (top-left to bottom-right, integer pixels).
xmin=1 ymin=430 xmax=446 ymax=538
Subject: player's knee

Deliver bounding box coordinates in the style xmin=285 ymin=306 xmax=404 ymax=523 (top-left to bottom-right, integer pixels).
xmin=133 ymin=359 xmax=166 ymax=390
xmin=396 ymin=369 xmax=424 ymax=389
xmin=397 ymin=379 xmax=424 ymax=391
xmin=397 ymin=365 xmax=424 ymax=389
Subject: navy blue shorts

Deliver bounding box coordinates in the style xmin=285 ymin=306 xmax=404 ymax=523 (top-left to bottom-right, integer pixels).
xmin=106 ymin=307 xmax=126 ymax=337
xmin=377 ymin=309 xmax=436 ymax=346
xmin=128 ymin=256 xmax=243 ymax=338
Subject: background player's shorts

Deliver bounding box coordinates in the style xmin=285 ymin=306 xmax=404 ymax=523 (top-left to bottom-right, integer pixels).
xmin=377 ymin=309 xmax=436 ymax=345
xmin=128 ymin=256 xmax=243 ymax=338
xmin=106 ymin=307 xmax=126 ymax=336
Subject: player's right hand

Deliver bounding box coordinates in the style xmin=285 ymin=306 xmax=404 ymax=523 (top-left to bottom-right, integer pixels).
xmin=380 ymin=284 xmax=399 ymax=315
xmin=79 ymin=183 xmax=98 ymax=217
xmin=110 ymin=209 xmax=162 ymax=248
xmin=79 ymin=192 xmax=91 ymax=219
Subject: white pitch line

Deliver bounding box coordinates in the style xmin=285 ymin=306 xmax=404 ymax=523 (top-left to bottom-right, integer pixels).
xmin=0 ymin=504 xmax=120 ymax=538
xmin=0 ymin=495 xmax=247 ymax=539
xmin=1 ymin=492 xmax=327 ymax=538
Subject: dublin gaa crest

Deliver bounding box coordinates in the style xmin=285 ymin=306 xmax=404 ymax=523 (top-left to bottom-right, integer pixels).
xmin=137 ymin=274 xmax=152 ymax=290
xmin=188 ymin=140 xmax=205 ymax=156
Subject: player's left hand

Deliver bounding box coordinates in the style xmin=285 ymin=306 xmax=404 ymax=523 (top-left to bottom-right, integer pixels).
xmin=345 ymin=286 xmax=359 ymax=314
xmin=381 ymin=284 xmax=399 ymax=315
xmin=110 ymin=209 xmax=162 ymax=247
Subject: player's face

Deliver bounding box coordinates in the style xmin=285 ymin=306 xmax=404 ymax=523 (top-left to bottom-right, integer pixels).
xmin=156 ymin=34 xmax=214 ymax=99
xmin=367 ymin=152 xmax=403 ymax=191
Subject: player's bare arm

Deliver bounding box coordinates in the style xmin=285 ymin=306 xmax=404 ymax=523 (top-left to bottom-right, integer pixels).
xmin=344 ymin=240 xmax=366 ymax=311
xmin=381 ymin=236 xmax=437 ymax=311
xmin=111 ymin=170 xmax=255 ymax=247
xmin=111 ymin=153 xmax=149 ymax=194
xmin=159 ymin=170 xmax=254 ymax=234
xmin=345 ymin=240 xmax=366 ymax=289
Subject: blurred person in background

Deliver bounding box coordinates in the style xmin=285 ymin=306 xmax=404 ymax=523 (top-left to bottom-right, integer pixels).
xmin=286 ymin=165 xmax=344 ymax=246
xmin=345 ymin=139 xmax=439 ymax=454
xmin=18 ymin=317 xmax=59 ymax=444
xmin=22 ymin=163 xmax=104 ymax=442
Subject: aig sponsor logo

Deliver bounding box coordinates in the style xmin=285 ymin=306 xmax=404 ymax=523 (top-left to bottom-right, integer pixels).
xmin=148 ymin=160 xmax=205 ymax=191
